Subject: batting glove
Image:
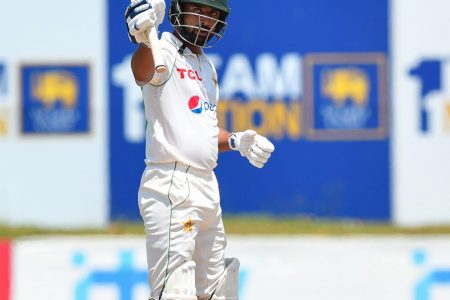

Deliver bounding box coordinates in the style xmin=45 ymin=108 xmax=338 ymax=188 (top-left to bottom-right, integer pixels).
xmin=125 ymin=0 xmax=166 ymax=48
xmin=228 ymin=130 xmax=275 ymax=168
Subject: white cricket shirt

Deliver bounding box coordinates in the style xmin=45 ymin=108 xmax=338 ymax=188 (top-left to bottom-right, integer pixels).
xmin=141 ymin=32 xmax=220 ymax=171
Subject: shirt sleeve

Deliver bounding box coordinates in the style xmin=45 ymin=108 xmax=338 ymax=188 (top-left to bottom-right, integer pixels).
xmin=149 ymin=41 xmax=177 ymax=86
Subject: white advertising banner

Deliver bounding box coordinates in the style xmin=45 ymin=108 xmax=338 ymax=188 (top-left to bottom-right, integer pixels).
xmin=11 ymin=236 xmax=450 ymax=300
xmin=0 ymin=0 xmax=107 ymax=227
xmin=392 ymin=0 xmax=450 ymax=225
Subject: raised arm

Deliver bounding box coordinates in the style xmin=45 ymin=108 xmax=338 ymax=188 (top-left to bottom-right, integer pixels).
xmin=125 ymin=0 xmax=166 ymax=85
xmin=131 ymin=46 xmax=156 ymax=86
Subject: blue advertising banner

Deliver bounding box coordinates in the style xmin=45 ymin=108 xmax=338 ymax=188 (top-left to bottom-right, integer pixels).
xmin=21 ymin=64 xmax=90 ymax=134
xmin=109 ymin=0 xmax=390 ymax=220
xmin=0 ymin=62 xmax=6 ymax=97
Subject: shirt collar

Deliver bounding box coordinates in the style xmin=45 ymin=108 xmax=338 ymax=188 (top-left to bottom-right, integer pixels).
xmin=162 ymin=32 xmax=205 ymax=58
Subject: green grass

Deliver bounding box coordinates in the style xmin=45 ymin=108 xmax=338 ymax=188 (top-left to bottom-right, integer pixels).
xmin=2 ymin=216 xmax=450 ymax=238
xmin=223 ymin=216 xmax=450 ymax=235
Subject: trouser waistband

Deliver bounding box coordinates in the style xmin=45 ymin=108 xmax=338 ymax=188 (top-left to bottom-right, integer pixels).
xmin=145 ymin=161 xmax=213 ymax=176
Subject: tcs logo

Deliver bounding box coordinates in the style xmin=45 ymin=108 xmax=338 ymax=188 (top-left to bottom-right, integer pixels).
xmin=188 ymin=95 xmax=216 ymax=114
xmin=322 ymin=68 xmax=369 ymax=106
xmin=73 ymin=250 xmax=148 ymax=300
xmin=413 ymin=249 xmax=450 ymax=300
xmin=32 ymin=71 xmax=79 ymax=108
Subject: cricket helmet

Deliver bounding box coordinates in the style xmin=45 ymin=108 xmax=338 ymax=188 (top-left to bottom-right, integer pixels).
xmin=169 ymin=0 xmax=230 ymax=48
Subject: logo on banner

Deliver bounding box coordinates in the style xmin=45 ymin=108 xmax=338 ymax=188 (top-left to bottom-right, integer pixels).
xmin=320 ymin=67 xmax=371 ymax=128
xmin=20 ymin=64 xmax=90 ymax=134
xmin=73 ymin=250 xmax=148 ymax=300
xmin=73 ymin=250 xmax=248 ymax=300
xmin=409 ymin=59 xmax=450 ymax=134
xmin=413 ymin=249 xmax=450 ymax=300
xmin=116 ymin=52 xmax=390 ymax=142
xmin=303 ymin=53 xmax=388 ymax=140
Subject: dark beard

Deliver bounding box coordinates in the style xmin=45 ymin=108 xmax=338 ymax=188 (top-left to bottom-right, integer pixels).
xmin=182 ymin=27 xmax=210 ymax=46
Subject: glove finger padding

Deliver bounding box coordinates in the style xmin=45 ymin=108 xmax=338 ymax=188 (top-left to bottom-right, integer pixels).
xmin=125 ymin=0 xmax=151 ymax=21
xmin=128 ymin=10 xmax=156 ymax=33
xmin=250 ymin=144 xmax=272 ymax=160
xmin=129 ymin=15 xmax=155 ymax=35
xmin=248 ymin=157 xmax=264 ymax=168
xmin=255 ymin=135 xmax=275 ymax=153
xmin=248 ymin=150 xmax=268 ymax=164
xmin=151 ymin=0 xmax=166 ymax=27
xmin=125 ymin=0 xmax=162 ymax=46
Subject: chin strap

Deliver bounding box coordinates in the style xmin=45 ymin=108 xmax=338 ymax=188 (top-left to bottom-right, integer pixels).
xmin=178 ymin=42 xmax=188 ymax=54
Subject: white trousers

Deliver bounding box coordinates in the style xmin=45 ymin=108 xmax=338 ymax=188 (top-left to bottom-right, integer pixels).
xmin=138 ymin=161 xmax=227 ymax=299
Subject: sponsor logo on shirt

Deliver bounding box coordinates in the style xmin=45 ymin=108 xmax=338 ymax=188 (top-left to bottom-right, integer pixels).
xmin=188 ymin=95 xmax=216 ymax=114
xmin=177 ymin=68 xmax=202 ymax=81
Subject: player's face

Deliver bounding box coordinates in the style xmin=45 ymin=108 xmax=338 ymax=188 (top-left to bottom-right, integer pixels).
xmin=181 ymin=3 xmax=221 ymax=44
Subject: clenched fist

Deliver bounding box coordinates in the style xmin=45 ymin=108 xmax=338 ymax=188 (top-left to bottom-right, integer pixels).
xmin=228 ymin=130 xmax=275 ymax=168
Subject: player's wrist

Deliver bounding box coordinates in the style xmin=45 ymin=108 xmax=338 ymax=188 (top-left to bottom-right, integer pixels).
xmin=228 ymin=133 xmax=239 ymax=150
xmin=140 ymin=41 xmax=151 ymax=49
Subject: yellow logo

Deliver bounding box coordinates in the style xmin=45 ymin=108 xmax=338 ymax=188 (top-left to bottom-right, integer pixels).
xmin=182 ymin=217 xmax=195 ymax=233
xmin=321 ymin=68 xmax=370 ymax=106
xmin=32 ymin=71 xmax=79 ymax=108
xmin=0 ymin=109 xmax=7 ymax=136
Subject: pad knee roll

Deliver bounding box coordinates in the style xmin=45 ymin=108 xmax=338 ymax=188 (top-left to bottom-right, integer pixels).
xmin=160 ymin=260 xmax=197 ymax=300
xmin=211 ymin=257 xmax=240 ymax=300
